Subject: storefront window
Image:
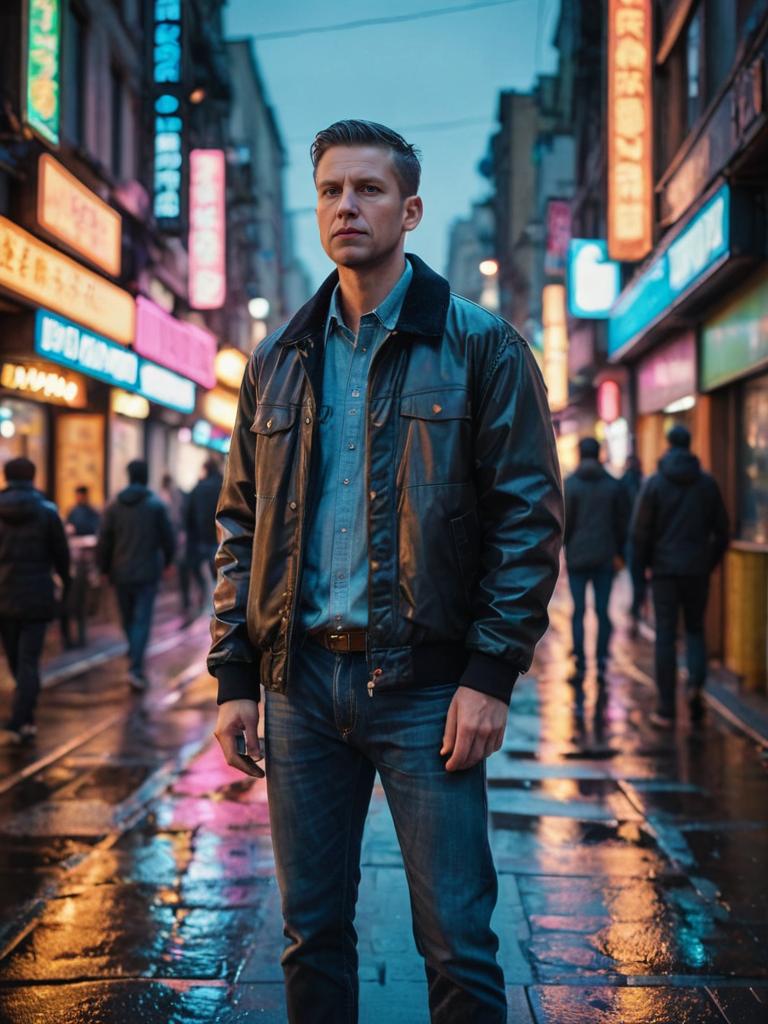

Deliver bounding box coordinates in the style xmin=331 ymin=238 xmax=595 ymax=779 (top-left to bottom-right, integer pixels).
xmin=741 ymin=378 xmax=768 ymax=544
xmin=0 ymin=398 xmax=48 ymax=492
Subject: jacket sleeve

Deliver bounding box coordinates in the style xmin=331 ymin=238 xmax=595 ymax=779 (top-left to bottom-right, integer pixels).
xmin=709 ymin=478 xmax=730 ymax=570
xmin=158 ymin=502 xmax=176 ymax=568
xmin=48 ymin=509 xmax=71 ymax=589
xmin=207 ymin=355 xmax=261 ymax=703
xmin=631 ymin=478 xmax=655 ymax=568
xmin=459 ymin=331 xmax=564 ymax=704
xmin=563 ymin=476 xmax=574 ymax=548
xmin=97 ymin=505 xmax=114 ymax=576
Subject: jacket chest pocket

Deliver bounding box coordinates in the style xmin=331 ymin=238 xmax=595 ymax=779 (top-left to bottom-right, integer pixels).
xmin=250 ymin=404 xmax=299 ymax=499
xmin=398 ymin=388 xmax=471 ymax=489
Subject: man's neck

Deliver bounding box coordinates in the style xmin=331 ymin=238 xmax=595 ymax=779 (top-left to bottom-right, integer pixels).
xmin=336 ymin=253 xmax=407 ymax=336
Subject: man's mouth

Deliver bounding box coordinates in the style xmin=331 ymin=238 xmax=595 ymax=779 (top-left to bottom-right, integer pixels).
xmin=334 ymin=228 xmax=365 ymax=237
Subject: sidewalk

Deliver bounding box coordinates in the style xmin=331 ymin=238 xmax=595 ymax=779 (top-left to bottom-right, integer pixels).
xmin=0 ymin=574 xmax=766 ymax=1021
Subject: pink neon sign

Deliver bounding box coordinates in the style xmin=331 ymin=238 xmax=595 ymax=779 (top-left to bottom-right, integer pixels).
xmin=189 ymin=149 xmax=226 ymax=310
xmin=134 ymin=296 xmax=216 ymax=388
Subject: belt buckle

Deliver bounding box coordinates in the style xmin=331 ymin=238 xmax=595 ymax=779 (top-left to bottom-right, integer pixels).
xmin=328 ymin=632 xmax=349 ymax=652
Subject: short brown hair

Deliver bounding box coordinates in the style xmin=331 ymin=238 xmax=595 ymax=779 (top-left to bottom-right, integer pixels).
xmin=311 ymin=119 xmax=421 ymax=198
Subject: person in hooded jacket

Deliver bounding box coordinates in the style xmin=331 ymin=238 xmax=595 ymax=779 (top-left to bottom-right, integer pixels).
xmin=632 ymin=424 xmax=729 ymax=727
xmin=185 ymin=457 xmax=223 ymax=613
xmin=0 ymin=457 xmax=70 ymax=746
xmin=98 ymin=459 xmax=175 ymax=691
xmin=564 ymin=438 xmax=630 ymax=684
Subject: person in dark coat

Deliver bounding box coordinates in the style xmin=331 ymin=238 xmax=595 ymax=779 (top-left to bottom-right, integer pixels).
xmin=620 ymin=454 xmax=646 ymax=632
xmin=632 ymin=424 xmax=729 ymax=726
xmin=66 ymin=485 xmax=101 ymax=536
xmin=564 ymin=437 xmax=630 ymax=684
xmin=185 ymin=458 xmax=223 ymax=611
xmin=0 ymin=457 xmax=70 ymax=746
xmin=98 ymin=459 xmax=175 ymax=691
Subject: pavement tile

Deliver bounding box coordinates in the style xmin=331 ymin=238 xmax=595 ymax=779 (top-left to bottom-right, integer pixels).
xmin=528 ymin=984 xmax=725 ymax=1023
xmin=709 ymin=986 xmax=768 ymax=1024
xmin=0 ymin=980 xmax=230 ymax=1024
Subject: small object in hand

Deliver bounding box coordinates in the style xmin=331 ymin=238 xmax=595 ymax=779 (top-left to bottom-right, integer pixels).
xmin=236 ymin=733 xmax=265 ymax=778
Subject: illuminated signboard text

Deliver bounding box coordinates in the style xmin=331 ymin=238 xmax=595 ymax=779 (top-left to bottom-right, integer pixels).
xmin=189 ymin=149 xmax=226 ymax=309
xmin=25 ymin=0 xmax=61 ymax=145
xmin=153 ymin=0 xmax=185 ymax=226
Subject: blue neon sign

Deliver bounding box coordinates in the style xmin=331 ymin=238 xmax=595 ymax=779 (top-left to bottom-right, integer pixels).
xmin=609 ymin=185 xmax=730 ymax=356
xmin=35 ymin=310 xmax=195 ymax=414
xmin=152 ymin=0 xmax=184 ymax=225
xmin=567 ymin=240 xmax=620 ymax=319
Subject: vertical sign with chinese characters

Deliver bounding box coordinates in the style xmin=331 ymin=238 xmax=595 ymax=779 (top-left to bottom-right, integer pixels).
xmin=608 ymin=0 xmax=653 ymax=262
xmin=25 ymin=0 xmax=61 ymax=145
xmin=189 ymin=149 xmax=226 ymax=310
xmin=152 ymin=0 xmax=185 ymax=229
xmin=541 ymin=285 xmax=569 ymax=413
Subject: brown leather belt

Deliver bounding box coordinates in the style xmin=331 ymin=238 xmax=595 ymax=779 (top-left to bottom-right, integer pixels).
xmin=308 ymin=629 xmax=368 ymax=653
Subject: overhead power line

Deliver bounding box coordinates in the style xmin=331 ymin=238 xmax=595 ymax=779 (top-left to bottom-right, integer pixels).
xmin=286 ymin=114 xmax=492 ymax=147
xmin=253 ymin=0 xmax=521 ymax=42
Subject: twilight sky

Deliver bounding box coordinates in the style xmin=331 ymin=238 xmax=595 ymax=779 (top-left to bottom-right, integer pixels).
xmin=225 ymin=0 xmax=559 ymax=291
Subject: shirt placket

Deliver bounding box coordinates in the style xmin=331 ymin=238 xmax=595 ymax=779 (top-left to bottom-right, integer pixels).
xmin=328 ymin=318 xmax=374 ymax=630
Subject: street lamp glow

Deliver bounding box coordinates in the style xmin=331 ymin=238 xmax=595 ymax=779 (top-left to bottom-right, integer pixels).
xmin=479 ymin=259 xmax=498 ymax=277
xmin=248 ymin=297 xmax=270 ymax=320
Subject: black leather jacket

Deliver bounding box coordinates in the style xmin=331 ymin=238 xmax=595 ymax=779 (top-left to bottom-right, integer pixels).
xmin=209 ymin=255 xmax=563 ymax=704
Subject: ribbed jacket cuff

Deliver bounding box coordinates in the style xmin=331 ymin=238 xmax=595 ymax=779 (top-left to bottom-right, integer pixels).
xmin=459 ymin=651 xmax=519 ymax=705
xmin=214 ymin=662 xmax=261 ymax=704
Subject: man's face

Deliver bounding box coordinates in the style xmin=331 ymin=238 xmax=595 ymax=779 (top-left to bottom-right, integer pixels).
xmin=315 ymin=145 xmax=422 ymax=269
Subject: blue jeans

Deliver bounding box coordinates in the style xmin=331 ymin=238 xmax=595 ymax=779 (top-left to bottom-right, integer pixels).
xmin=568 ymin=563 xmax=614 ymax=674
xmin=114 ymin=582 xmax=158 ymax=675
xmin=264 ymin=642 xmax=506 ymax=1023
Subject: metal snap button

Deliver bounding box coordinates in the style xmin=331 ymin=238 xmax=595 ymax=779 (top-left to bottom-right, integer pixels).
xmin=432 ymin=404 xmax=442 ymax=414
xmin=266 ymin=418 xmax=273 ymax=429
xmin=289 ymin=501 xmax=297 ymax=510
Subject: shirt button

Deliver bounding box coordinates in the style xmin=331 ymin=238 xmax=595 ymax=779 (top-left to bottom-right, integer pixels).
xmin=361 ymin=347 xmax=367 ymax=353
xmin=369 ymin=490 xmax=377 ymax=500
xmin=343 ymin=478 xmax=350 ymax=486
xmin=351 ymin=389 xmax=360 ymax=397
xmin=305 ymin=416 xmax=312 ymax=424
xmin=289 ymin=501 xmax=297 ymax=510
xmin=348 ymin=442 xmax=356 ymax=450
xmin=349 ymin=408 xmax=357 ymax=416
xmin=340 ymin=527 xmax=348 ymax=533
xmin=336 ymin=572 xmax=345 ymax=581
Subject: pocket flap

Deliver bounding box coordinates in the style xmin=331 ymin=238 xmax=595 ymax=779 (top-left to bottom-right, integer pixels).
xmin=250 ymin=405 xmax=297 ymax=435
xmin=400 ymin=389 xmax=470 ymax=421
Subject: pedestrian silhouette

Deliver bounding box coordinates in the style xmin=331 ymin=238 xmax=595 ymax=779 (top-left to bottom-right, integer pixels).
xmin=160 ymin=471 xmax=191 ymax=618
xmin=632 ymin=424 xmax=729 ymax=727
xmin=620 ymin=454 xmax=646 ymax=634
xmin=0 ymin=457 xmax=70 ymax=746
xmin=98 ymin=459 xmax=175 ymax=691
xmin=185 ymin=457 xmax=223 ymax=617
xmin=564 ymin=437 xmax=630 ymax=685
xmin=66 ymin=484 xmax=101 ymax=537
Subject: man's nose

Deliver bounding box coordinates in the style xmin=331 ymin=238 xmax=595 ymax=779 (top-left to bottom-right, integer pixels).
xmin=337 ymin=187 xmax=359 ymax=216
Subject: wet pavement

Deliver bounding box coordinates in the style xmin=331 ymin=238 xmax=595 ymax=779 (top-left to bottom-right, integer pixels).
xmin=0 ymin=574 xmax=767 ymax=1022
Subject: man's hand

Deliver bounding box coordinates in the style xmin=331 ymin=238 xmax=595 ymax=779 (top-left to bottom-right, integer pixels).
xmin=214 ymin=699 xmax=264 ymax=778
xmin=440 ymin=686 xmax=508 ymax=772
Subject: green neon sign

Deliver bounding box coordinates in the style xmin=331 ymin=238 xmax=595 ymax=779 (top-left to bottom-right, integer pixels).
xmin=25 ymin=0 xmax=61 ymax=145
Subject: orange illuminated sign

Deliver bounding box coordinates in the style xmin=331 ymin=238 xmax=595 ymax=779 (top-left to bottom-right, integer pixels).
xmin=542 ymin=285 xmax=569 ymax=413
xmin=608 ymin=0 xmax=653 ymax=262
xmin=202 ymin=387 xmax=239 ymax=431
xmin=0 ymin=217 xmax=135 ymax=345
xmin=37 ymin=155 xmax=122 ymax=277
xmin=1 ymin=358 xmax=85 ymax=408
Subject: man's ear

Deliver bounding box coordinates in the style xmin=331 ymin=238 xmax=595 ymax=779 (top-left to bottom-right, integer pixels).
xmin=403 ymin=195 xmax=423 ymax=233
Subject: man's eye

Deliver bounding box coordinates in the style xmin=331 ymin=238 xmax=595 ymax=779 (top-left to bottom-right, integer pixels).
xmin=361 ymin=185 xmax=380 ymax=193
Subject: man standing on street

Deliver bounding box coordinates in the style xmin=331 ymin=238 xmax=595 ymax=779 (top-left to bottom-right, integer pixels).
xmin=564 ymin=437 xmax=629 ymax=686
xmin=0 ymin=457 xmax=70 ymax=746
xmin=209 ymin=120 xmax=563 ymax=1023
xmin=66 ymin=484 xmax=101 ymax=537
xmin=632 ymin=425 xmax=729 ymax=726
xmin=185 ymin=457 xmax=223 ymax=614
xmin=98 ymin=459 xmax=175 ymax=692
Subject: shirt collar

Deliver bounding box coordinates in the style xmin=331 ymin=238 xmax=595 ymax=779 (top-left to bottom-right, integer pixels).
xmin=325 ymin=259 xmax=413 ymax=340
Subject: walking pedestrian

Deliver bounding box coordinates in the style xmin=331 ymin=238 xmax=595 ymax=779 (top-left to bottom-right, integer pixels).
xmin=0 ymin=457 xmax=70 ymax=746
xmin=98 ymin=459 xmax=175 ymax=691
xmin=160 ymin=471 xmax=191 ymax=617
xmin=620 ymin=454 xmax=646 ymax=634
xmin=632 ymin=424 xmax=729 ymax=727
xmin=564 ymin=437 xmax=630 ymax=685
xmin=209 ymin=119 xmax=563 ymax=1023
xmin=66 ymin=485 xmax=101 ymax=536
xmin=185 ymin=457 xmax=222 ymax=615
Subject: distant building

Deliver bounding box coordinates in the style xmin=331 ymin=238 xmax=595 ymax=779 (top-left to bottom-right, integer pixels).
xmin=445 ymin=202 xmax=495 ymax=307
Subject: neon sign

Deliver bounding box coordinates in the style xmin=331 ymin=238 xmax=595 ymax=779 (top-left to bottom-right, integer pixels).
xmin=25 ymin=0 xmax=61 ymax=145
xmin=152 ymin=0 xmax=184 ymax=226
xmin=189 ymin=149 xmax=226 ymax=309
xmin=607 ymin=0 xmax=653 ymax=261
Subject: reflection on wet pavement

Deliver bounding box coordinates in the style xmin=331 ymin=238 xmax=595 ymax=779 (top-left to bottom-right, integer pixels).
xmin=0 ymin=581 xmax=766 ymax=1021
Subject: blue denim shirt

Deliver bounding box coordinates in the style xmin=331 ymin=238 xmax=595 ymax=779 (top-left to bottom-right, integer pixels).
xmin=300 ymin=260 xmax=413 ymax=632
